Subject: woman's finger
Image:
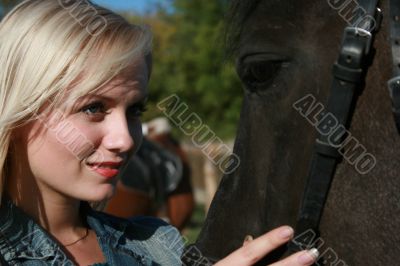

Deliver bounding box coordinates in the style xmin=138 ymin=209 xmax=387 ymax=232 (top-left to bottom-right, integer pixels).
xmin=268 ymin=249 xmax=319 ymax=266
xmin=215 ymin=226 xmax=295 ymax=266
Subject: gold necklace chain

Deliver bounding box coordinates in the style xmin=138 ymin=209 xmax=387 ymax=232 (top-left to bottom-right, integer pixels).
xmin=62 ymin=227 xmax=89 ymax=247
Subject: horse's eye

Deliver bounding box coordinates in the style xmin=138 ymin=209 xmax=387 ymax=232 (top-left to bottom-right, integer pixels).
xmin=237 ymin=58 xmax=287 ymax=92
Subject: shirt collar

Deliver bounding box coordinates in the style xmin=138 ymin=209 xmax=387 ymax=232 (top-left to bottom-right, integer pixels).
xmin=0 ymin=198 xmax=151 ymax=265
xmin=0 ymin=197 xmax=62 ymax=261
xmin=84 ymin=202 xmax=129 ymax=247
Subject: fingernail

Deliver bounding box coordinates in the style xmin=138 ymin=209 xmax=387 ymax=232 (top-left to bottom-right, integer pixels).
xmin=298 ymin=248 xmax=319 ymax=265
xmin=279 ymin=226 xmax=294 ymax=239
xmin=243 ymin=235 xmax=253 ymax=246
xmin=244 ymin=235 xmax=253 ymax=242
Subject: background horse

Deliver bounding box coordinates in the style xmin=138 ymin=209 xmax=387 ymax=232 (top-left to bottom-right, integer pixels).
xmin=194 ymin=0 xmax=400 ymax=265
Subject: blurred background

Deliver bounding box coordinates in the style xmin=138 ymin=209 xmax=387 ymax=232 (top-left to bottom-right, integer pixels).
xmin=0 ymin=0 xmax=243 ymax=244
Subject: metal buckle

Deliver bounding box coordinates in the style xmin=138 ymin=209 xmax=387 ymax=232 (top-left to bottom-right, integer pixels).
xmin=352 ymin=7 xmax=382 ymax=33
xmin=342 ymin=27 xmax=372 ymax=56
xmin=343 ymin=7 xmax=382 ymax=56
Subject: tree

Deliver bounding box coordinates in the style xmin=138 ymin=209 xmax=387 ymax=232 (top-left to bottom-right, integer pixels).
xmin=141 ymin=0 xmax=242 ymax=139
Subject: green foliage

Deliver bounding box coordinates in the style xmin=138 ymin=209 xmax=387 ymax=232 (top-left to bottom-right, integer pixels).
xmin=129 ymin=0 xmax=243 ymax=139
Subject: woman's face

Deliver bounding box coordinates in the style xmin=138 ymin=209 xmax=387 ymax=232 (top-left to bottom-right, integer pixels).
xmin=16 ymin=60 xmax=149 ymax=203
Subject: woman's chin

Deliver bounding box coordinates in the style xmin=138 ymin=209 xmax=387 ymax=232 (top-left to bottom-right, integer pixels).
xmin=83 ymin=184 xmax=115 ymax=202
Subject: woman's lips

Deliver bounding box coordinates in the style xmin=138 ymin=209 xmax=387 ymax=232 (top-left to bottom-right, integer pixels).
xmin=92 ymin=167 xmax=119 ymax=178
xmin=87 ymin=161 xmax=122 ymax=179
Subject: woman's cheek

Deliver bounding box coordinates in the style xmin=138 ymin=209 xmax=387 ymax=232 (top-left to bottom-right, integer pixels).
xmin=60 ymin=119 xmax=104 ymax=160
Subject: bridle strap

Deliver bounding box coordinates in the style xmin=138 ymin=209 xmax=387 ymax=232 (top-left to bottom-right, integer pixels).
xmin=289 ymin=0 xmax=382 ymax=253
xmin=388 ymin=0 xmax=400 ymax=133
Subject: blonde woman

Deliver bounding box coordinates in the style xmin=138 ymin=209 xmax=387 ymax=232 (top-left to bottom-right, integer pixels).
xmin=0 ymin=0 xmax=319 ymax=265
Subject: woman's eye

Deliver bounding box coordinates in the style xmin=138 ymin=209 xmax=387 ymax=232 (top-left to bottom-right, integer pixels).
xmin=80 ymin=102 xmax=107 ymax=115
xmin=127 ymin=103 xmax=147 ymax=117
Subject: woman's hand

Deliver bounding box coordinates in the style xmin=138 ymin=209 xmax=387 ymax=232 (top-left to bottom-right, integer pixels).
xmin=215 ymin=226 xmax=319 ymax=266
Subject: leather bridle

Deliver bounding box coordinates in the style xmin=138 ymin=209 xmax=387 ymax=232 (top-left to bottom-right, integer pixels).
xmin=289 ymin=0 xmax=396 ymax=253
xmin=388 ymin=1 xmax=400 ymax=129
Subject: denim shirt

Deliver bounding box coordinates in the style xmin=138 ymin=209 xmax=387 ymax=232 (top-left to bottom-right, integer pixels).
xmin=0 ymin=198 xmax=184 ymax=266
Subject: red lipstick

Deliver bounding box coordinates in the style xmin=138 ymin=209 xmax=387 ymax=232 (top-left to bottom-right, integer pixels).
xmin=88 ymin=161 xmax=122 ymax=179
xmin=93 ymin=168 xmax=119 ymax=178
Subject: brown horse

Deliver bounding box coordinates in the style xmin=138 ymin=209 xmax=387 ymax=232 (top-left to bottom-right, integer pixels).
xmin=194 ymin=1 xmax=400 ymax=265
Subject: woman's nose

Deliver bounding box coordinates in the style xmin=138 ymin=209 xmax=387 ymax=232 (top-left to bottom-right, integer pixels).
xmin=103 ymin=112 xmax=135 ymax=153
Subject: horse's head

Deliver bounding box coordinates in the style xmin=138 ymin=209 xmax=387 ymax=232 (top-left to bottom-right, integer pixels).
xmin=196 ymin=1 xmax=400 ymax=265
xmin=225 ymin=0 xmax=350 ymax=225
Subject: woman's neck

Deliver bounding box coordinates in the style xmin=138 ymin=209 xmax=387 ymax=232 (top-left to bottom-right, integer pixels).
xmin=6 ymin=161 xmax=85 ymax=242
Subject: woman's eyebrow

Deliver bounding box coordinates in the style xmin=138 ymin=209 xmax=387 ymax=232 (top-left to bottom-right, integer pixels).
xmin=68 ymin=95 xmax=115 ymax=111
xmin=88 ymin=94 xmax=115 ymax=103
xmin=74 ymin=94 xmax=115 ymax=105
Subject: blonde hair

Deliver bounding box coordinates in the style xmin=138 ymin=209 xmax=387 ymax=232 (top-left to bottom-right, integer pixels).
xmin=0 ymin=0 xmax=152 ymax=199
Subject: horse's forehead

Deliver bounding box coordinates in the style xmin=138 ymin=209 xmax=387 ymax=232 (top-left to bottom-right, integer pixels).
xmin=237 ymin=3 xmax=306 ymax=57
xmin=241 ymin=1 xmax=338 ymax=31
xmin=237 ymin=1 xmax=343 ymax=55
xmin=248 ymin=0 xmax=309 ymax=21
